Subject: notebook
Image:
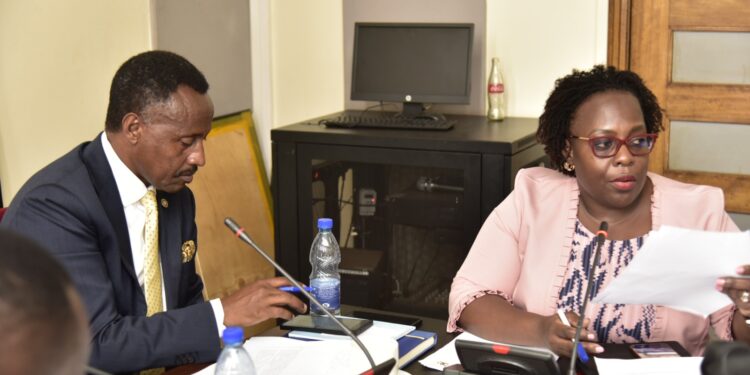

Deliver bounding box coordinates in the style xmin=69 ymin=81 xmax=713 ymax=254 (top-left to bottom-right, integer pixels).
xmin=397 ymin=330 xmax=437 ymax=369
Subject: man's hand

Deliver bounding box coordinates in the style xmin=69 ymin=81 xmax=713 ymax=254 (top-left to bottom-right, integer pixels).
xmin=221 ymin=277 xmax=308 ymax=327
xmin=539 ymin=312 xmax=603 ymax=357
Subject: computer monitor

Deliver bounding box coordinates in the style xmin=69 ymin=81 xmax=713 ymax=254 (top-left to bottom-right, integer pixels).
xmin=351 ymin=22 xmax=473 ymax=119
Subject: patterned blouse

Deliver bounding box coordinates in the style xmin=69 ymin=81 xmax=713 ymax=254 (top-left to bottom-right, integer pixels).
xmin=557 ymin=219 xmax=656 ymax=343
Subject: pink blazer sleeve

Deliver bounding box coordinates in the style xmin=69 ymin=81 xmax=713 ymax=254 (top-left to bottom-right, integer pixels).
xmin=447 ymin=179 xmax=526 ymax=332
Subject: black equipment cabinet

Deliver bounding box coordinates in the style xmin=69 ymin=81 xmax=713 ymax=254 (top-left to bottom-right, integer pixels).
xmin=271 ymin=111 xmax=546 ymax=318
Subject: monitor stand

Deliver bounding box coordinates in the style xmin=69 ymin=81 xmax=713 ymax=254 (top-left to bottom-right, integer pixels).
xmin=397 ymin=102 xmax=446 ymax=122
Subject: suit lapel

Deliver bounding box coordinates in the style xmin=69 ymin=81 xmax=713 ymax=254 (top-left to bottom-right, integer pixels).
xmin=81 ymin=134 xmax=140 ymax=288
xmin=157 ymin=191 xmax=180 ymax=309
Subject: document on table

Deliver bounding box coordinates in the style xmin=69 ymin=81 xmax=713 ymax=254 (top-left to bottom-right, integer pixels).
xmin=595 ymin=357 xmax=702 ymax=375
xmin=593 ymin=226 xmax=750 ymax=317
xmin=196 ymin=335 xmax=399 ymax=375
xmin=288 ymin=319 xmax=416 ymax=341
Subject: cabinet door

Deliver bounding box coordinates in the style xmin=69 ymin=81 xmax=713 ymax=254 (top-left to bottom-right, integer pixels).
xmin=296 ymin=143 xmax=480 ymax=318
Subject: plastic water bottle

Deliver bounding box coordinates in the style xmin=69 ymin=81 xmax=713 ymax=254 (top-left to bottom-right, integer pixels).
xmin=215 ymin=326 xmax=256 ymax=375
xmin=309 ymin=218 xmax=341 ymax=316
xmin=487 ymin=57 xmax=506 ymax=121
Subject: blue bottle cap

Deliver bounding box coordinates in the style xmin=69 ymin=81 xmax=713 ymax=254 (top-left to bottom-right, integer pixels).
xmin=317 ymin=218 xmax=333 ymax=230
xmin=222 ymin=326 xmax=244 ymax=345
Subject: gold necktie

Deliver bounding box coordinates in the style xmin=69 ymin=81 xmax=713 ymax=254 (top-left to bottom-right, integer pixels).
xmin=141 ymin=189 xmax=163 ymax=316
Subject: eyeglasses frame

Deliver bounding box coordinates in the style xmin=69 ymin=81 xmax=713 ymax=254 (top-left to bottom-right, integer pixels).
xmin=569 ymin=133 xmax=658 ymax=158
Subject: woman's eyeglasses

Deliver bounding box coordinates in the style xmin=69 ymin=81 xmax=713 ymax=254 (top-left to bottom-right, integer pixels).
xmin=570 ymin=133 xmax=658 ymax=158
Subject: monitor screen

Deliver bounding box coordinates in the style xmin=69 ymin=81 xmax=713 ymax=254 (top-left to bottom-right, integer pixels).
xmin=351 ymin=23 xmax=473 ymax=108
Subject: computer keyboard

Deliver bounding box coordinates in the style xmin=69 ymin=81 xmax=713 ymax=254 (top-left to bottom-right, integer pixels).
xmin=321 ymin=115 xmax=455 ymax=131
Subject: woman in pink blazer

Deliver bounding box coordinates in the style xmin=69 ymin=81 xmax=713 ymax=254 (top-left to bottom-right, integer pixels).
xmin=448 ymin=66 xmax=750 ymax=356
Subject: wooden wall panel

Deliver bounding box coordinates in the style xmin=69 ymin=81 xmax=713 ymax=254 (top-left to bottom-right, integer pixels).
xmin=191 ymin=111 xmax=276 ymax=334
xmin=667 ymin=84 xmax=750 ymax=123
xmin=671 ymin=0 xmax=750 ymax=31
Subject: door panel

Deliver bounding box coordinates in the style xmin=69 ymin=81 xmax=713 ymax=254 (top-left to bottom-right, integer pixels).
xmin=672 ymin=31 xmax=750 ymax=84
xmin=610 ymin=0 xmax=750 ymax=213
xmin=670 ymin=120 xmax=750 ymax=174
xmin=670 ymin=0 xmax=750 ymax=30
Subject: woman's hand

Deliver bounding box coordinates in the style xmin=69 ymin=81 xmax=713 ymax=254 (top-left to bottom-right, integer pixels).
xmin=717 ymin=265 xmax=750 ymax=317
xmin=538 ymin=311 xmax=603 ymax=357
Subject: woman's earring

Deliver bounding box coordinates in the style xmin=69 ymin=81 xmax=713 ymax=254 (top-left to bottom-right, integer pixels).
xmin=563 ymin=161 xmax=575 ymax=172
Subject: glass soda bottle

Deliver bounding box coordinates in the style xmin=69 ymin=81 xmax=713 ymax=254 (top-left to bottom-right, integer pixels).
xmin=309 ymin=218 xmax=341 ymax=316
xmin=487 ymin=57 xmax=506 ymax=121
xmin=215 ymin=326 xmax=256 ymax=375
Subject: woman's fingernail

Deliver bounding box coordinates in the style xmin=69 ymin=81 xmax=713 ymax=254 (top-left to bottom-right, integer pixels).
xmin=716 ymin=279 xmax=726 ymax=291
xmin=595 ymin=346 xmax=604 ymax=353
xmin=588 ymin=333 xmax=595 ymax=340
xmin=737 ymin=266 xmax=746 ymax=274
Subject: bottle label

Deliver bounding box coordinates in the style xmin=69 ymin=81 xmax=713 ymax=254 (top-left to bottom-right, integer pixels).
xmin=310 ymin=278 xmax=340 ymax=314
xmin=488 ymin=83 xmax=504 ymax=93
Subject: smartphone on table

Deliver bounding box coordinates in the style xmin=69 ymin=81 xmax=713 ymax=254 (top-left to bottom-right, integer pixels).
xmin=629 ymin=343 xmax=681 ymax=358
xmin=352 ymin=310 xmax=423 ymax=328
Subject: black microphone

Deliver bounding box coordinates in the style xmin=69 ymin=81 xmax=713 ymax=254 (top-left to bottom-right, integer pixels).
xmin=224 ymin=217 xmax=395 ymax=375
xmin=415 ymin=176 xmax=464 ymax=193
xmin=567 ymin=221 xmax=608 ymax=375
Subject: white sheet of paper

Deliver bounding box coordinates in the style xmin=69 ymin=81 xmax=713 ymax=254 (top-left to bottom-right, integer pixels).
xmin=594 ymin=357 xmax=702 ymax=375
xmin=593 ymin=226 xmax=750 ymax=317
xmin=418 ymin=331 xmax=555 ymax=371
xmin=195 ymin=335 xmax=399 ymax=375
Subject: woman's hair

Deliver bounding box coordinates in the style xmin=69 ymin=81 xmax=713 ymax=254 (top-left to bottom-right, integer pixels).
xmin=537 ymin=65 xmax=664 ymax=176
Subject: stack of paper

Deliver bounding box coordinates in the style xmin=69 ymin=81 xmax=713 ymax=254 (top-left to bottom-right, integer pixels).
xmin=595 ymin=357 xmax=702 ymax=375
xmin=196 ymin=335 xmax=399 ymax=375
xmin=593 ymin=226 xmax=750 ymax=317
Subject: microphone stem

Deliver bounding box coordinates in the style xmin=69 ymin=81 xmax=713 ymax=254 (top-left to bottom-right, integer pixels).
xmin=85 ymin=365 xmax=112 ymax=375
xmin=568 ymin=223 xmax=607 ymax=375
xmin=225 ymin=219 xmax=377 ymax=371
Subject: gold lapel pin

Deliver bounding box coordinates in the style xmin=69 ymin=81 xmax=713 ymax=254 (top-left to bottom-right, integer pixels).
xmin=160 ymin=198 xmax=169 ymax=208
xmin=181 ymin=240 xmax=196 ymax=263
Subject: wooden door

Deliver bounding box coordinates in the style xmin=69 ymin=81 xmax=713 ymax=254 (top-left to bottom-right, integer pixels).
xmin=609 ymin=0 xmax=750 ymax=213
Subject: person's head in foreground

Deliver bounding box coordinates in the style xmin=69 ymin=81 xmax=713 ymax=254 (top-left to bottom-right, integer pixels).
xmin=105 ymin=50 xmax=214 ymax=194
xmin=0 ymin=229 xmax=90 ymax=375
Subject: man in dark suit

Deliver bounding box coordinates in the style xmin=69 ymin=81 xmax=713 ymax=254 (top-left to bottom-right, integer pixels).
xmin=1 ymin=51 xmax=306 ymax=373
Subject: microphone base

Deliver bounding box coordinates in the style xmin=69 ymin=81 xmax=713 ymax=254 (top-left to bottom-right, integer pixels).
xmin=559 ymin=357 xmax=596 ymax=375
xmin=360 ymin=357 xmax=396 ymax=375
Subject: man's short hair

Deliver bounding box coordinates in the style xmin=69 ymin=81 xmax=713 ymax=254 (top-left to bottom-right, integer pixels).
xmin=0 ymin=229 xmax=89 ymax=375
xmin=104 ymin=50 xmax=209 ymax=132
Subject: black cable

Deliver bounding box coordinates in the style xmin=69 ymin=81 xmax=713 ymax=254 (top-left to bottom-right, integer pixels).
xmin=337 ymin=171 xmax=346 ymax=212
xmin=343 ymin=187 xmax=357 ymax=248
xmin=403 ymin=228 xmax=432 ymax=296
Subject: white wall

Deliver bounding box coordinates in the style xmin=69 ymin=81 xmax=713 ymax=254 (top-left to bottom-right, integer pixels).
xmin=342 ymin=0 xmax=487 ymax=116
xmin=0 ymin=0 xmax=152 ymax=203
xmin=486 ymin=0 xmax=609 ymax=117
xmin=240 ymin=0 xmax=346 ymax=177
xmin=270 ymin=0 xmax=345 ymax=126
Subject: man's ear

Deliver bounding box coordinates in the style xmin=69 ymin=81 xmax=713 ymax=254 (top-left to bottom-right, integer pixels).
xmin=122 ymin=113 xmax=142 ymax=145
